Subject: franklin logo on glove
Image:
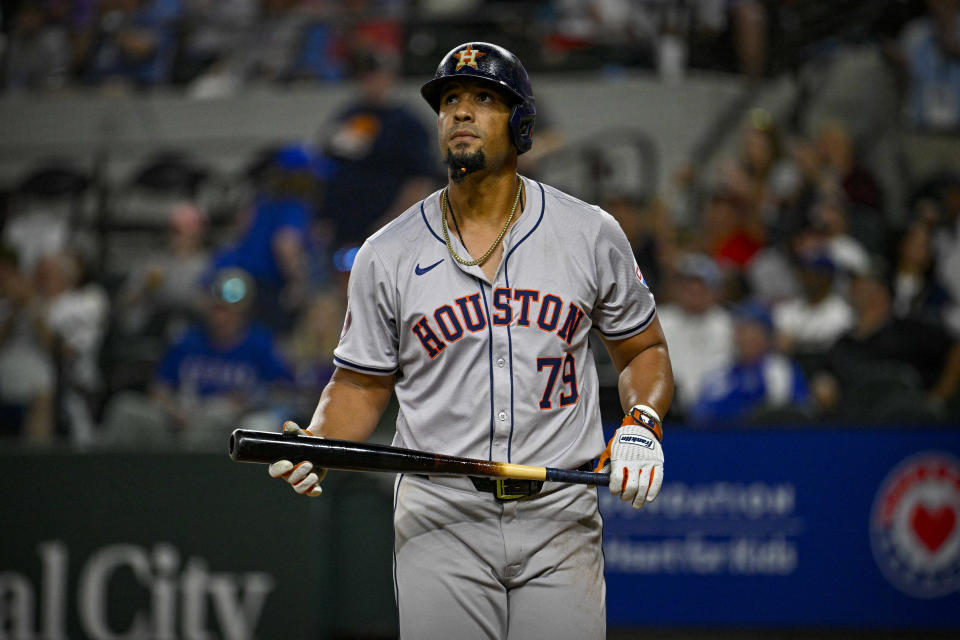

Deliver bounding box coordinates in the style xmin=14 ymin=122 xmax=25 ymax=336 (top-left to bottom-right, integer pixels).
xmin=618 ymin=433 xmax=655 ymax=449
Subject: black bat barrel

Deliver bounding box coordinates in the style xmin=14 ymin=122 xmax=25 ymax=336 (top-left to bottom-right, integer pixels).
xmin=229 ymin=429 xmax=498 ymax=476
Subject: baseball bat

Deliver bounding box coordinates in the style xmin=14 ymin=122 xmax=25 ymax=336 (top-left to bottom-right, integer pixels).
xmin=228 ymin=429 xmax=609 ymax=486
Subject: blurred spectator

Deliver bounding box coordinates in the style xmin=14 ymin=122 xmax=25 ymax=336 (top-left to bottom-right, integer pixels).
xmin=295 ymin=0 xmax=405 ymax=81
xmin=0 ymin=245 xmax=55 ymax=443
xmin=890 ymin=219 xmax=950 ymax=323
xmin=685 ymin=0 xmax=769 ymax=77
xmin=1 ymin=195 xmax=71 ymax=276
xmin=772 ymin=251 xmax=853 ymax=362
xmin=85 ymin=0 xmax=183 ymax=88
xmin=690 ymin=301 xmax=810 ymax=424
xmin=316 ymin=46 xmax=437 ymax=249
xmin=219 ymin=0 xmax=315 ymax=87
xmin=701 ymin=187 xmax=765 ymax=269
xmin=115 ymin=201 xmax=210 ymax=339
xmin=172 ymin=0 xmax=258 ymax=87
xmin=813 ymin=259 xmax=960 ymax=420
xmin=804 ymin=193 xmax=870 ymax=277
xmin=210 ymin=144 xmax=320 ymax=333
xmin=33 ymin=249 xmax=110 ymax=444
xmin=2 ymin=0 xmax=73 ymax=91
xmin=282 ymin=288 xmax=343 ymax=394
xmin=811 ymin=121 xmax=883 ymax=213
xmin=604 ymin=194 xmax=674 ymax=294
xmin=100 ymin=268 xmax=294 ymax=449
xmin=745 ymin=243 xmax=801 ymax=306
xmin=2 ymin=162 xmax=90 ymax=276
xmin=718 ymin=108 xmax=800 ymax=227
xmin=730 ymin=0 xmax=767 ymax=77
xmin=658 ymin=253 xmax=734 ymax=418
xmin=928 ymin=175 xmax=960 ymax=337
xmin=542 ymin=0 xmax=770 ymax=77
xmin=547 ymin=0 xmax=657 ymax=52
xmin=781 ymin=121 xmax=886 ymax=256
xmin=898 ymin=0 xmax=960 ymax=130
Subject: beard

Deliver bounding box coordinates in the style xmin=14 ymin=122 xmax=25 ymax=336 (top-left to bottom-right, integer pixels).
xmin=445 ymin=149 xmax=486 ymax=183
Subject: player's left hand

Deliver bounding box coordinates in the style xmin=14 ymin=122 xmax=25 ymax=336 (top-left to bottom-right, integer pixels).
xmin=595 ymin=406 xmax=664 ymax=509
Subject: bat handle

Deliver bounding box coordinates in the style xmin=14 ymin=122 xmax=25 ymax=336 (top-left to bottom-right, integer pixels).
xmin=545 ymin=468 xmax=610 ymax=485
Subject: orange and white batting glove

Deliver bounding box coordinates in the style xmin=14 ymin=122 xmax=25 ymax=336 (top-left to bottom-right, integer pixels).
xmin=268 ymin=421 xmax=327 ymax=497
xmin=595 ymin=405 xmax=664 ymax=509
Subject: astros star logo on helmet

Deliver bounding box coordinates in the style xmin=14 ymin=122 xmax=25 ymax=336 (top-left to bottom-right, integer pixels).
xmin=454 ymin=45 xmax=485 ymax=70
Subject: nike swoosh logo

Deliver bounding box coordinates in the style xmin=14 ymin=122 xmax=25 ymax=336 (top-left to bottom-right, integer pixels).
xmin=415 ymin=259 xmax=444 ymax=276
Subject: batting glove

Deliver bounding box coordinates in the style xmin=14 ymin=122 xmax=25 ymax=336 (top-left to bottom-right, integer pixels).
xmin=595 ymin=405 xmax=664 ymax=509
xmin=268 ymin=421 xmax=327 ymax=497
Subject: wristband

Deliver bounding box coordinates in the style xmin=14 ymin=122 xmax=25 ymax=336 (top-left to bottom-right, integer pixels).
xmin=623 ymin=404 xmax=663 ymax=442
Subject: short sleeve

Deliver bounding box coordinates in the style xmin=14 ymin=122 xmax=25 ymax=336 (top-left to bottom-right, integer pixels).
xmin=591 ymin=211 xmax=657 ymax=339
xmin=333 ymin=241 xmax=400 ymax=375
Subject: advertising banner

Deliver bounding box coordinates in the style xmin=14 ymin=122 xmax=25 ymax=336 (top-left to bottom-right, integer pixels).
xmin=0 ymin=452 xmax=397 ymax=640
xmin=3 ymin=426 xmax=958 ymax=637
xmin=601 ymin=427 xmax=960 ymax=629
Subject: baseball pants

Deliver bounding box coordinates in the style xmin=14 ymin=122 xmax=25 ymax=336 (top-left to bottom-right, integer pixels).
xmin=393 ymin=473 xmax=606 ymax=639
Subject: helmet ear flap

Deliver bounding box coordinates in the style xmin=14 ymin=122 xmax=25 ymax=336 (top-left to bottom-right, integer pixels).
xmin=509 ymin=103 xmax=536 ymax=155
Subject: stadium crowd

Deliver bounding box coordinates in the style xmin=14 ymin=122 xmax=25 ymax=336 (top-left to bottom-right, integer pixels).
xmin=4 ymin=1 xmax=937 ymax=93
xmin=1 ymin=0 xmax=959 ymax=448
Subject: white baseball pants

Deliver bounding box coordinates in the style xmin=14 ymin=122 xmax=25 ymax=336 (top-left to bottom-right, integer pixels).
xmin=393 ymin=473 xmax=606 ymax=639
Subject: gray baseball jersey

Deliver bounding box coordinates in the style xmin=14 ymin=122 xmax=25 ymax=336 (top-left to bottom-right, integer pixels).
xmin=333 ymin=175 xmax=656 ymax=469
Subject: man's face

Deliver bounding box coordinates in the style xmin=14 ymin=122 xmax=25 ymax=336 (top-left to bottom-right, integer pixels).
xmin=799 ymin=265 xmax=833 ymax=301
xmin=849 ymin=275 xmax=889 ymax=316
xmin=676 ymin=276 xmax=716 ymax=315
xmin=734 ymin=321 xmax=770 ymax=364
xmin=207 ymin=300 xmax=248 ymax=339
xmin=437 ymin=79 xmax=514 ymax=181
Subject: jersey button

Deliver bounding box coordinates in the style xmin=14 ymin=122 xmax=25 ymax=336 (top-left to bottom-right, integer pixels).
xmin=496 ymin=357 xmax=505 ymax=368
xmin=498 ymin=411 xmax=507 ymax=421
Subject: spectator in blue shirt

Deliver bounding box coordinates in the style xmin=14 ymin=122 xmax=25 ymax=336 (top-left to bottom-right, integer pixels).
xmin=898 ymin=0 xmax=960 ymax=131
xmin=210 ymin=144 xmax=323 ymax=332
xmin=100 ymin=267 xmax=294 ymax=449
xmin=316 ymin=47 xmax=438 ymax=249
xmin=85 ymin=0 xmax=183 ymax=88
xmin=691 ymin=301 xmax=810 ymax=424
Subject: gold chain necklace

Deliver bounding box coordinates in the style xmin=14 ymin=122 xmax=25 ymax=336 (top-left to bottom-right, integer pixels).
xmin=441 ymin=177 xmax=522 ymax=267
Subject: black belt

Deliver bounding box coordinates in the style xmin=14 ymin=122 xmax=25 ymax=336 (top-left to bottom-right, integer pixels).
xmin=468 ymin=477 xmax=544 ymax=500
xmin=468 ymin=462 xmax=594 ymax=501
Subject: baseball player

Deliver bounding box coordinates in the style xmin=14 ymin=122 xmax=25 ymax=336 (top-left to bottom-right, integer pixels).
xmin=269 ymin=42 xmax=674 ymax=639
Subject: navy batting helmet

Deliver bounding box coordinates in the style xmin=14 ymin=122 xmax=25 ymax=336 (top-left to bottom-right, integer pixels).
xmin=421 ymin=42 xmax=536 ymax=154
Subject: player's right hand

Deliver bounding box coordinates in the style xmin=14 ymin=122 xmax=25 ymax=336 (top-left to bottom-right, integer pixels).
xmin=267 ymin=421 xmax=327 ymax=497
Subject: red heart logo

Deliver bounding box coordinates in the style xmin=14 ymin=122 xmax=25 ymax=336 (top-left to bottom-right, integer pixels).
xmin=910 ymin=504 xmax=956 ymax=553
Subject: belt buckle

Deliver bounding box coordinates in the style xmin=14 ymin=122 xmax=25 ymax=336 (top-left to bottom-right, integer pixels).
xmin=495 ymin=479 xmax=526 ymax=500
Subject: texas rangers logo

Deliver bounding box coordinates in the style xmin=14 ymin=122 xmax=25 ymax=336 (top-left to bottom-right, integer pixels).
xmin=870 ymin=451 xmax=960 ymax=598
xmin=454 ymin=45 xmax=485 ymax=70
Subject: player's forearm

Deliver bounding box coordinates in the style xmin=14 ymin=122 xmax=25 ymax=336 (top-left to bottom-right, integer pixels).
xmin=307 ymin=367 xmax=395 ymax=442
xmin=616 ymin=343 xmax=674 ymax=422
xmin=601 ymin=319 xmax=675 ymax=422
